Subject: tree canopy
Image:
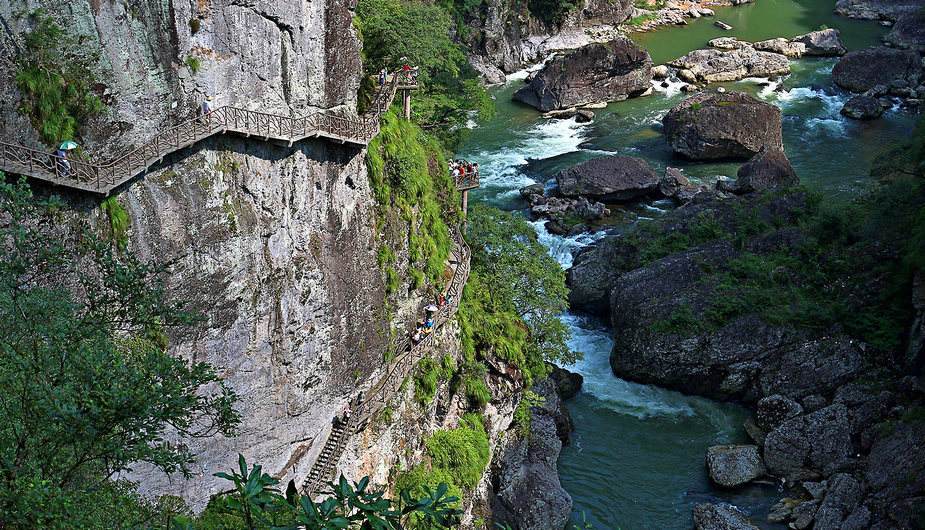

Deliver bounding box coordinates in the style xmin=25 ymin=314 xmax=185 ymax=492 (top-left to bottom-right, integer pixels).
xmin=0 ymin=176 xmax=239 ymax=528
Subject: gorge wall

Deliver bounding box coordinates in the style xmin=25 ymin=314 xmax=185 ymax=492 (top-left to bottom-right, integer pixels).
xmin=0 ymin=0 xmax=454 ymax=511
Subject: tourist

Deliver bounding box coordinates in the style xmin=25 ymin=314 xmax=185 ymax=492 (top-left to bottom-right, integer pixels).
xmin=201 ymin=95 xmax=213 ymax=116
xmin=378 ymin=68 xmax=387 ymax=86
xmin=53 ymin=148 xmax=71 ymax=178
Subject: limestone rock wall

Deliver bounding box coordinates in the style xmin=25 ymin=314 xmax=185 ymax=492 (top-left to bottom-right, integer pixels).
xmin=0 ymin=0 xmax=422 ymax=512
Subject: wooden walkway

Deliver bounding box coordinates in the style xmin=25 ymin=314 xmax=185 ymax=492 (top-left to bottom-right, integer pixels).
xmin=0 ymin=74 xmax=417 ymax=195
xmin=301 ymin=225 xmax=471 ymax=496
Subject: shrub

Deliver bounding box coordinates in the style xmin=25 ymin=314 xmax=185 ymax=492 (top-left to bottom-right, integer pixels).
xmin=185 ymin=56 xmax=201 ymax=74
xmin=100 ymin=196 xmax=130 ymax=250
xmin=512 ymin=390 xmax=546 ymax=437
xmin=15 ymin=10 xmax=104 ymax=144
xmin=414 ymin=355 xmax=457 ymax=406
xmin=423 ymin=413 xmax=489 ymax=488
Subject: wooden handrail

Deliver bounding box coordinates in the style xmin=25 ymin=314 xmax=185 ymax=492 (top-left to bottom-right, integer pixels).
xmin=0 ymin=72 xmax=411 ymax=194
xmin=301 ymin=224 xmax=471 ymax=496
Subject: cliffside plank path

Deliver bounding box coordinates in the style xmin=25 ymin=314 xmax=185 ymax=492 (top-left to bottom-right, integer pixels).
xmin=300 ymin=217 xmax=474 ymax=496
xmin=1 ymin=62 xmax=481 ymax=496
xmin=0 ymin=71 xmax=420 ymax=194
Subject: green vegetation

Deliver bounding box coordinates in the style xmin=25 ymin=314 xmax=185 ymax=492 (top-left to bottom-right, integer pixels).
xmin=367 ymin=112 xmax=459 ymax=290
xmin=355 ymin=0 xmax=492 ymax=147
xmin=0 ymin=176 xmax=240 ymax=528
xmin=180 ymin=456 xmax=461 ymax=529
xmin=527 ymin=0 xmax=578 ymax=27
xmin=628 ymin=13 xmax=658 ymax=26
xmin=625 ymin=120 xmax=925 ymax=356
xmin=512 ymin=390 xmax=546 ymax=437
xmin=414 ymin=354 xmax=457 ymax=406
xmin=185 ymin=55 xmax=202 ymax=74
xmin=459 ymin=205 xmax=578 ymax=387
xmin=100 ymin=196 xmax=130 ymax=250
xmin=14 ymin=10 xmax=105 ymax=144
xmin=189 ymin=18 xmax=201 ymax=34
xmin=396 ymin=414 xmax=489 ymax=528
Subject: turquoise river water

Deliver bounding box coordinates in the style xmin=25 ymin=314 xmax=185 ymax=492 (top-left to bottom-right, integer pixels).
xmin=456 ymin=1 xmax=916 ymax=528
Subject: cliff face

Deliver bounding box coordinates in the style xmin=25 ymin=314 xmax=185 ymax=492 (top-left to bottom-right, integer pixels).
xmin=0 ymin=0 xmax=361 ymax=157
xmin=0 ymin=0 xmax=446 ymax=511
xmin=465 ymin=0 xmax=634 ymax=80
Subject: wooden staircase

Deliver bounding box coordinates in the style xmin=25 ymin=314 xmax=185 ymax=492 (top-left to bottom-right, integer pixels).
xmin=0 ymin=73 xmax=417 ymax=195
xmin=300 ymin=223 xmax=472 ymax=496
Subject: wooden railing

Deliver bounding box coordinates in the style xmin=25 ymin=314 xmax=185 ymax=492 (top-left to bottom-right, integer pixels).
xmin=301 ymin=224 xmax=471 ymax=496
xmin=0 ymin=72 xmax=413 ymax=195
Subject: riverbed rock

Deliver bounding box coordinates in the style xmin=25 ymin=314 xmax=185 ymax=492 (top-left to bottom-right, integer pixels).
xmin=756 ymin=394 xmax=804 ymax=431
xmin=513 ymin=38 xmax=653 ymax=112
xmin=531 ymin=196 xmax=610 ymax=224
xmin=835 ymin=0 xmax=925 ymax=21
xmin=492 ymin=379 xmax=573 ymax=530
xmin=662 ymin=91 xmax=784 ymax=160
xmin=668 ymin=47 xmax=790 ymax=83
xmin=813 ymin=473 xmax=864 ymax=530
xmin=753 ymin=38 xmax=806 ymax=58
xmin=520 ymin=183 xmax=545 ymax=199
xmin=841 ymin=94 xmax=887 ymax=119
xmin=693 ymin=503 xmax=760 ymax=530
xmin=885 ymin=11 xmax=925 ymax=50
xmin=652 ymin=64 xmax=670 ymax=79
xmin=763 ymin=404 xmax=853 ymax=481
xmin=549 ymin=365 xmax=584 ymax=400
xmin=735 ymin=147 xmax=799 ymax=192
xmin=793 ymin=29 xmax=848 ymax=56
xmin=555 ymin=156 xmax=660 ymax=202
xmin=706 ymin=445 xmax=767 ymax=487
xmin=832 ymin=47 xmax=923 ymax=93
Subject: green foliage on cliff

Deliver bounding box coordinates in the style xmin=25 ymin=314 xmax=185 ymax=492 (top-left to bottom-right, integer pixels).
xmin=14 ymin=10 xmax=104 ymax=144
xmin=0 ymin=176 xmax=240 ymax=528
xmin=459 ymin=205 xmax=577 ymax=386
xmin=100 ymin=196 xmax=130 ymax=250
xmin=367 ymin=112 xmax=459 ymax=291
xmin=356 ymin=0 xmax=492 ymax=146
xmin=415 ymin=354 xmax=458 ymax=405
xmin=396 ymin=413 xmax=488 ymax=528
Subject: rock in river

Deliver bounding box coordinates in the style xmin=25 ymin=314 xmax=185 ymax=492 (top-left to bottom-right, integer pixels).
xmin=662 ymin=91 xmax=784 ymax=160
xmin=763 ymin=404 xmax=853 ymax=481
xmin=555 ymin=156 xmax=660 ymax=202
xmin=841 ymin=94 xmax=886 ymax=120
xmin=693 ymin=503 xmax=760 ymax=530
xmin=669 ymin=47 xmax=790 ymax=83
xmin=513 ymin=38 xmax=653 ymax=112
xmin=832 ymin=46 xmax=923 ymax=93
xmin=735 ymin=147 xmax=799 ymax=192
xmin=793 ymin=29 xmax=847 ymax=56
xmin=706 ymin=445 xmax=767 ymax=487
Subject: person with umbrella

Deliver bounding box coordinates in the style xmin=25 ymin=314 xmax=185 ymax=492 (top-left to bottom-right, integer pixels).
xmin=54 ymin=141 xmax=77 ymax=178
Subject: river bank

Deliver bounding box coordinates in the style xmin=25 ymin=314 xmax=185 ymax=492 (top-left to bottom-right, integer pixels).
xmin=458 ymin=1 xmax=920 ymax=527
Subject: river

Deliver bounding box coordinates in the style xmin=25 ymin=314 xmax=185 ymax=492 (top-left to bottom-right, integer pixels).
xmin=456 ymin=2 xmax=913 ymax=528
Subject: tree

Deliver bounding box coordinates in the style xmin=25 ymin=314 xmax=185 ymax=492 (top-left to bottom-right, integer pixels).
xmin=0 ymin=176 xmax=240 ymax=528
xmin=189 ymin=455 xmax=462 ymax=529
xmin=355 ymin=0 xmax=492 ymax=145
xmin=460 ymin=205 xmax=577 ymax=383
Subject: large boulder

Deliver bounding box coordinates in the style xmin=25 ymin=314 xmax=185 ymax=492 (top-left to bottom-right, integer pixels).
xmin=752 ymin=38 xmax=806 ymax=58
xmin=835 ymin=0 xmax=925 ymax=21
xmin=756 ymin=394 xmax=804 ymax=431
xmin=491 ymin=380 xmax=573 ymax=530
xmin=832 ymin=47 xmax=923 ymax=93
xmin=763 ymin=404 xmax=853 ymax=481
xmin=706 ymin=445 xmax=767 ymax=487
xmin=840 ymin=94 xmax=886 ymax=120
xmin=693 ymin=503 xmax=760 ymax=530
xmin=662 ymin=91 xmax=784 ymax=160
xmin=813 ymin=473 xmax=864 ymax=530
xmin=793 ymin=29 xmax=847 ymax=56
xmin=555 ymin=156 xmax=660 ymax=202
xmin=513 ymin=38 xmax=653 ymax=112
xmin=735 ymin=147 xmax=799 ymax=192
xmin=885 ymin=11 xmax=925 ymax=51
xmin=668 ymin=47 xmax=790 ymax=83
xmin=548 ymin=365 xmax=584 ymax=400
